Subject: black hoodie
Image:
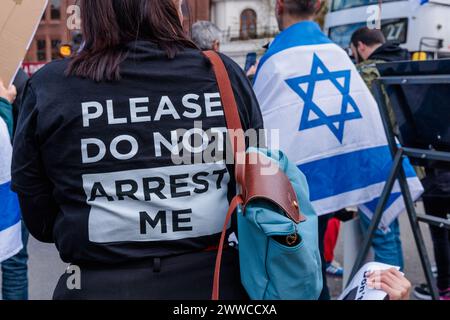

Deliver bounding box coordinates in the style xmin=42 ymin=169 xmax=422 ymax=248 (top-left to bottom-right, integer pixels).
xmin=368 ymin=41 xmax=410 ymax=62
xmin=11 ymin=41 xmax=264 ymax=264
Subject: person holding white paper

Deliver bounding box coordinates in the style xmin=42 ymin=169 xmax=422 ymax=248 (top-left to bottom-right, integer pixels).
xmin=340 ymin=262 xmax=411 ymax=300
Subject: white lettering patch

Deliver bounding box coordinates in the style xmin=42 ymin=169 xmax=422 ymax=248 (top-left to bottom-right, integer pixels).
xmin=83 ymin=163 xmax=230 ymax=243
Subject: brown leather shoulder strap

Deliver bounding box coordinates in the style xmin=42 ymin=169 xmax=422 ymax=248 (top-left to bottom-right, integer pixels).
xmin=211 ymin=195 xmax=243 ymax=300
xmin=203 ymin=51 xmax=246 ymax=301
xmin=203 ymin=51 xmax=304 ymax=301
xmin=203 ymin=51 xmax=243 ymax=133
xmin=203 ymin=50 xmax=246 ymax=184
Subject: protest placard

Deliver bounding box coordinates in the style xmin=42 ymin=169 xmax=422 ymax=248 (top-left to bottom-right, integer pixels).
xmin=0 ymin=0 xmax=48 ymax=86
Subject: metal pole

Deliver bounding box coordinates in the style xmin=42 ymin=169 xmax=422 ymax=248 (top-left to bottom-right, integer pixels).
xmin=348 ymin=79 xmax=402 ymax=281
xmin=372 ymin=80 xmax=398 ymax=157
xmin=403 ymin=147 xmax=450 ymax=162
xmin=371 ymin=78 xmax=441 ymax=300
xmin=348 ymin=150 xmax=404 ymax=281
xmin=396 ymin=165 xmax=440 ymax=300
xmin=416 ymin=214 xmax=450 ymax=229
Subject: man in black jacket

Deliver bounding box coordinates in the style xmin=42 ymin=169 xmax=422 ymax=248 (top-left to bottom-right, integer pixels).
xmin=349 ymin=27 xmax=409 ymax=272
xmin=350 ymin=27 xmax=410 ymax=95
xmin=351 ymin=27 xmax=449 ymax=301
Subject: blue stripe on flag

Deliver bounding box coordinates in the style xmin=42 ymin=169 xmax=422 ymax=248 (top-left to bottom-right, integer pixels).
xmin=0 ymin=181 xmax=21 ymax=232
xmin=298 ymin=146 xmax=417 ymax=202
xmin=364 ymin=192 xmax=402 ymax=212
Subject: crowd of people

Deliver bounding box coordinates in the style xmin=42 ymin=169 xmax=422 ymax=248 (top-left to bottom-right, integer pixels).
xmin=0 ymin=0 xmax=448 ymax=301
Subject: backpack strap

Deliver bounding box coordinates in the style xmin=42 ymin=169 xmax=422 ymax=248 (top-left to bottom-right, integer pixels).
xmin=202 ymin=51 xmax=243 ymax=133
xmin=203 ymin=50 xmax=245 ymax=300
xmin=211 ymin=194 xmax=243 ymax=300
xmin=202 ymin=51 xmax=304 ymax=300
xmin=202 ymin=50 xmax=246 ymax=186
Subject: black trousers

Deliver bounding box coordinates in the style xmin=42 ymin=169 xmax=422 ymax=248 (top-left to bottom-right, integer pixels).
xmin=53 ymin=248 xmax=248 ymax=300
xmin=423 ymin=196 xmax=450 ymax=290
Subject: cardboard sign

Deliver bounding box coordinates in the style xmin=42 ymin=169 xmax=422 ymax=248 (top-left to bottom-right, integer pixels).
xmin=0 ymin=0 xmax=48 ymax=86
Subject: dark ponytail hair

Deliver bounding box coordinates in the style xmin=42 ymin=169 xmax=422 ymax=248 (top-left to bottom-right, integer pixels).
xmin=67 ymin=0 xmax=198 ymax=82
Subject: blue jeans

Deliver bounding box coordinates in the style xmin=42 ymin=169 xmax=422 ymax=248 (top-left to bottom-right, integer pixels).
xmin=359 ymin=214 xmax=404 ymax=270
xmin=1 ymin=222 xmax=29 ymax=300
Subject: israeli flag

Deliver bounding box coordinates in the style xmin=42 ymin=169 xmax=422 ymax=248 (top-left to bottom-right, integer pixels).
xmin=0 ymin=117 xmax=22 ymax=263
xmin=410 ymin=0 xmax=429 ymax=10
xmin=254 ymin=21 xmax=423 ymax=229
xmin=414 ymin=0 xmax=429 ymax=5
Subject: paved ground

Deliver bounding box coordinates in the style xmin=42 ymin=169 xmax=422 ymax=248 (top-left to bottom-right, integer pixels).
xmin=0 ymin=204 xmax=435 ymax=300
xmin=0 ymin=238 xmax=67 ymax=300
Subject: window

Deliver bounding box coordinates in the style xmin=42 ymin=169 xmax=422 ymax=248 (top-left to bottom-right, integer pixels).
xmin=181 ymin=0 xmax=192 ymax=31
xmin=51 ymin=39 xmax=62 ymax=60
xmin=329 ymin=22 xmax=366 ymax=48
xmin=240 ymin=9 xmax=257 ymax=40
xmin=37 ymin=39 xmax=47 ymax=61
xmin=332 ymin=0 xmax=401 ymax=12
xmin=51 ymin=0 xmax=61 ymax=20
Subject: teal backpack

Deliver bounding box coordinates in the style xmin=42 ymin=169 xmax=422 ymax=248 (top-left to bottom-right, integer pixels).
xmin=238 ymin=148 xmax=322 ymax=300
xmin=205 ymin=51 xmax=322 ymax=300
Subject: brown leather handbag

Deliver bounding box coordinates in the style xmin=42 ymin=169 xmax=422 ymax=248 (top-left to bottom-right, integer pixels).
xmin=203 ymin=51 xmax=306 ymax=300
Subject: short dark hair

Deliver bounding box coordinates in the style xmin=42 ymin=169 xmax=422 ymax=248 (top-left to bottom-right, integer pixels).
xmin=350 ymin=27 xmax=386 ymax=48
xmin=285 ymin=0 xmax=319 ymax=17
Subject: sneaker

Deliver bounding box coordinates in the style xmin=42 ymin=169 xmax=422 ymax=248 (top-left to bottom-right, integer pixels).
xmin=326 ymin=261 xmax=344 ymax=277
xmin=413 ymin=284 xmax=450 ymax=300
xmin=440 ymin=288 xmax=450 ymax=301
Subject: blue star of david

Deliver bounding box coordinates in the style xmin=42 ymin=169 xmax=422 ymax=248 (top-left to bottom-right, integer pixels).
xmin=285 ymin=54 xmax=363 ymax=143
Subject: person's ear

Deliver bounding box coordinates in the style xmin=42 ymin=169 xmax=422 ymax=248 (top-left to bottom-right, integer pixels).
xmin=212 ymin=40 xmax=220 ymax=52
xmin=276 ymin=0 xmax=284 ymax=17
xmin=315 ymin=0 xmax=322 ymax=13
xmin=357 ymin=41 xmax=366 ymax=54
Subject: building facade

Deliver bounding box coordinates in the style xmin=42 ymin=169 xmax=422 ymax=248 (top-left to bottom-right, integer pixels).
xmin=25 ymin=0 xmax=211 ymax=64
xmin=25 ymin=0 xmax=76 ymax=63
xmin=184 ymin=0 xmax=211 ymax=27
xmin=24 ymin=0 xmax=282 ymax=67
xmin=211 ymin=0 xmax=278 ymax=66
xmin=212 ymin=0 xmax=278 ymax=42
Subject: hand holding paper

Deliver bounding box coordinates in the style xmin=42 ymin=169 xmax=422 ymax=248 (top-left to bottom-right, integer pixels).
xmin=367 ymin=268 xmax=412 ymax=300
xmin=340 ymin=262 xmax=411 ymax=300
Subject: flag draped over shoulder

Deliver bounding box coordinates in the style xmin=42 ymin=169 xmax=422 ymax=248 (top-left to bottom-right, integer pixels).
xmin=409 ymin=0 xmax=430 ymax=11
xmin=0 ymin=116 xmax=22 ymax=263
xmin=253 ymin=21 xmax=423 ymax=229
xmin=410 ymin=0 xmax=429 ymax=7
